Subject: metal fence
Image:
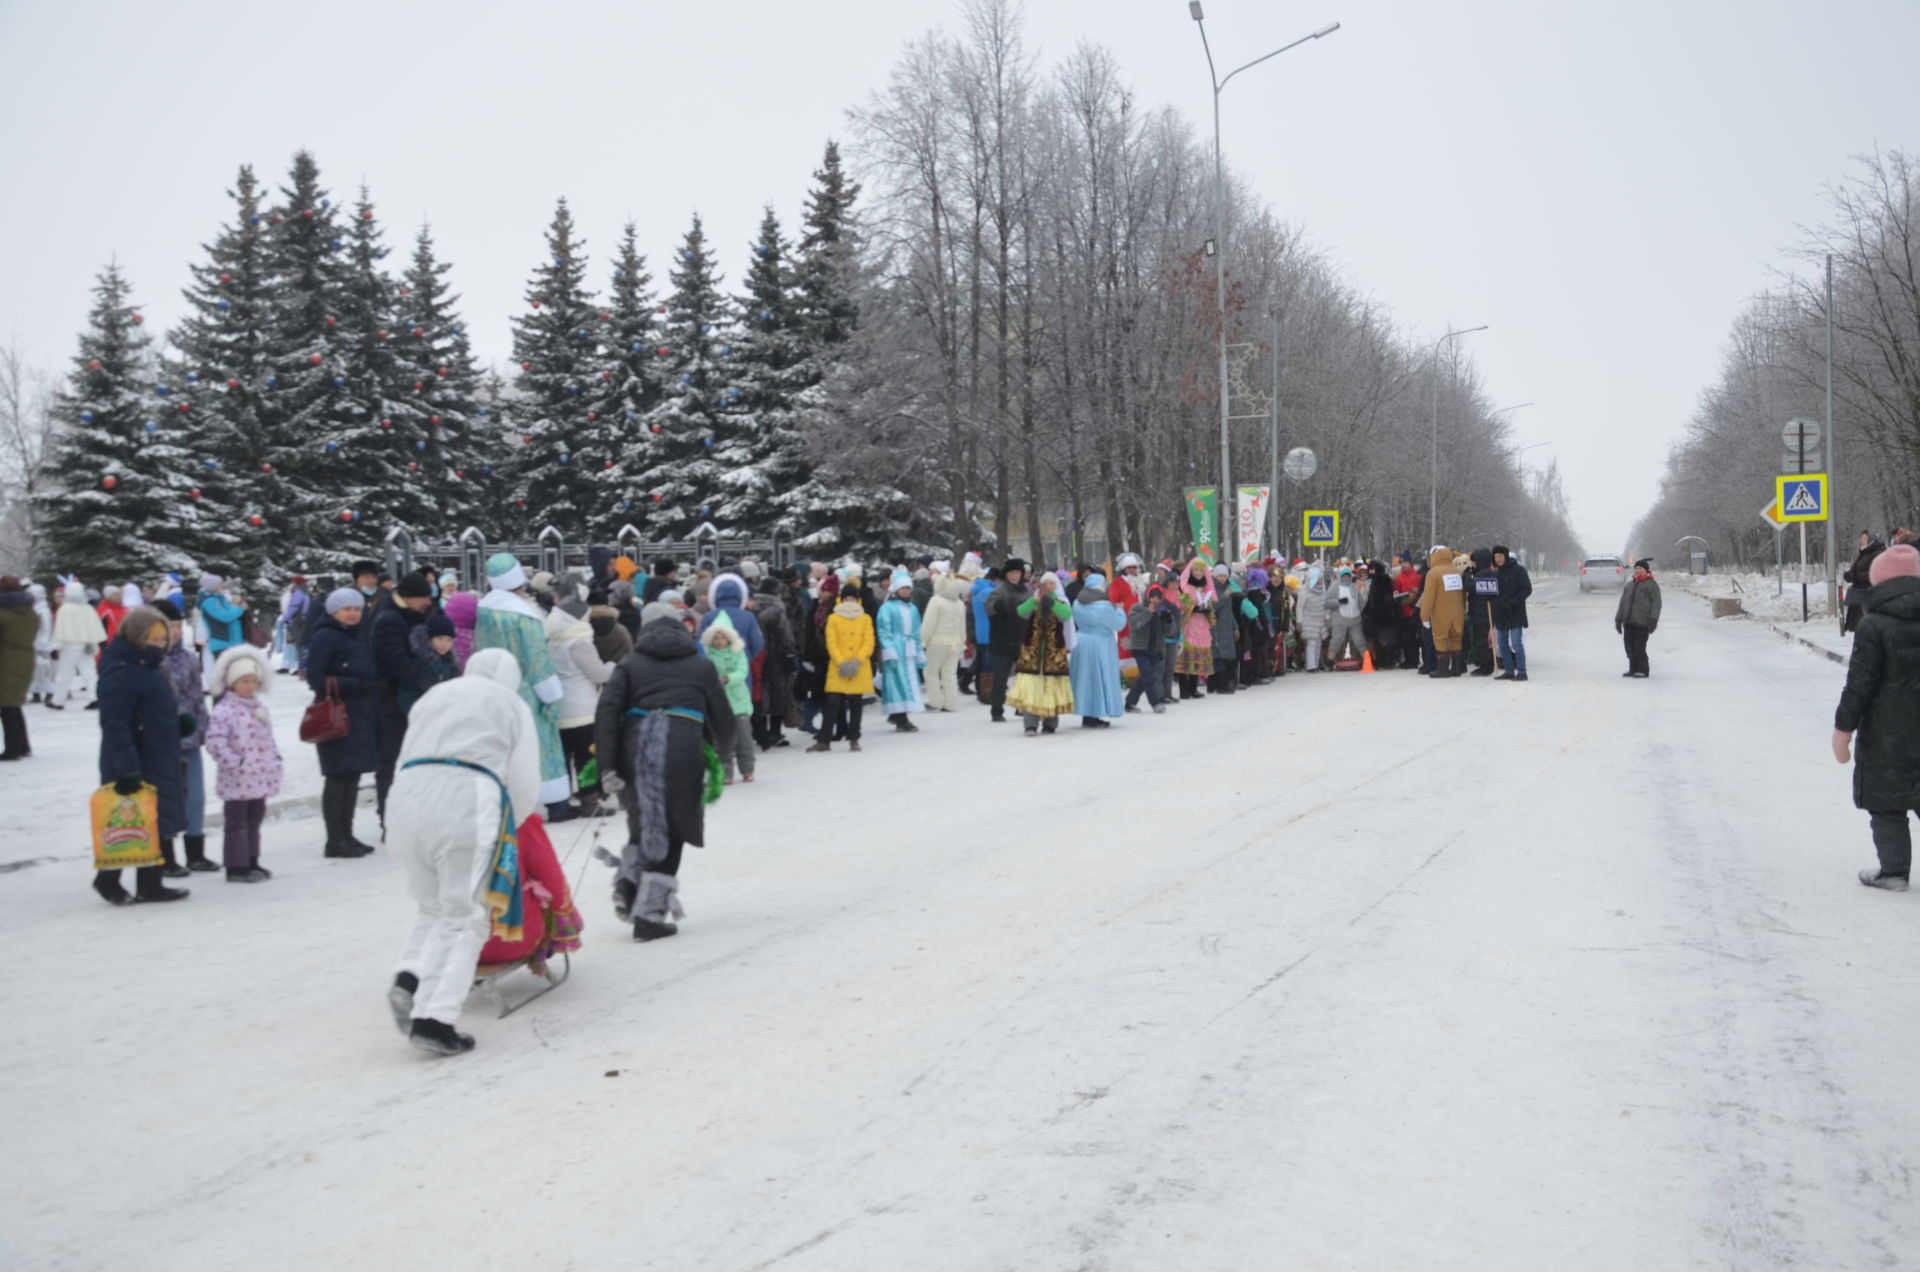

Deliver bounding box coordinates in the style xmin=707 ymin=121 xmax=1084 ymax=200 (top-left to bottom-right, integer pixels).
xmin=382 ymin=523 xmax=799 ymax=586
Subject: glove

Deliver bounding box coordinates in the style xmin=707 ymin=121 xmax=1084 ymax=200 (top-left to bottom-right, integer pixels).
xmin=113 ymin=774 xmax=144 ymax=796
xmin=601 ymin=774 xmax=626 ymax=795
xmin=178 ymin=713 xmax=198 ymax=738
xmin=837 ymin=660 xmax=860 ymax=680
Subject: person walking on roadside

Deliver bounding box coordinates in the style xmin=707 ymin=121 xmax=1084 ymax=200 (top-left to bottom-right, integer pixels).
xmin=1832 ymin=544 xmax=1920 ymax=891
xmin=1491 ymin=546 xmax=1533 ymax=682
xmin=1843 ymin=530 xmax=1887 ymax=636
xmin=1615 ymin=559 xmax=1662 ymax=678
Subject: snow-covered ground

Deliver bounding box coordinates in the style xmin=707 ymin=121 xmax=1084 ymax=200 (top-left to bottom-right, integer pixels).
xmin=1672 ymin=570 xmax=1853 ymax=661
xmin=4 ymin=580 xmax=1916 ymax=1270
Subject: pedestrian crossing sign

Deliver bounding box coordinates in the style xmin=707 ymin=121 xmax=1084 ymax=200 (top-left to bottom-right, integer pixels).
xmin=1304 ymin=510 xmax=1340 ymax=547
xmin=1775 ymin=473 xmax=1828 ymax=522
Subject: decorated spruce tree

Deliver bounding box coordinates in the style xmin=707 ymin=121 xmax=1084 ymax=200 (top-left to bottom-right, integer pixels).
xmin=508 ymin=199 xmax=606 ymax=538
xmin=258 ymin=151 xmax=364 ymax=560
xmin=168 ymin=164 xmax=278 ymax=585
xmin=711 ymin=207 xmax=810 ymax=533
xmin=795 ymin=141 xmax=862 ymax=349
xmin=36 ymin=265 xmax=208 ymax=583
xmin=591 ymin=222 xmax=666 ymax=525
xmin=638 ymin=215 xmax=732 ymax=538
xmin=389 ymin=222 xmax=488 ymax=533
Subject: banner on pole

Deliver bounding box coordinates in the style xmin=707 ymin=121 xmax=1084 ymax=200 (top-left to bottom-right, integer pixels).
xmin=1236 ymin=485 xmax=1270 ymax=563
xmin=1184 ymin=487 xmax=1220 ymax=564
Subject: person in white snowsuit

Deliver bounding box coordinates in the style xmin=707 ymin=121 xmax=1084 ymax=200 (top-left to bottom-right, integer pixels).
xmin=49 ymin=578 xmax=107 ymax=708
xmin=1327 ymin=566 xmax=1367 ymax=663
xmin=920 ymin=572 xmax=968 ymax=711
xmin=385 ymin=648 xmax=541 ymax=1056
xmin=1298 ymin=566 xmax=1331 ymax=671
xmin=28 ymin=583 xmax=55 ymax=704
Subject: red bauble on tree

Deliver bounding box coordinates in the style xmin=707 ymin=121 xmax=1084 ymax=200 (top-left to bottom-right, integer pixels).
xmin=101 ymin=476 xmax=117 ymax=490
xmin=260 ymin=463 xmax=273 ymax=473
xmin=437 ymin=367 xmax=448 ymax=377
xmin=226 ymin=378 xmax=239 ymax=389
xmin=309 ymin=354 xmax=323 ymax=365
xmin=249 ymin=515 xmax=263 ymax=527
xmin=429 ymin=415 xmax=441 ymax=425
xmin=87 ymin=359 xmax=102 ymax=370
xmin=340 ymin=510 xmax=355 ymax=523
xmin=131 ymin=313 xmax=144 ymax=325
xmin=189 ymin=489 xmax=201 ymax=500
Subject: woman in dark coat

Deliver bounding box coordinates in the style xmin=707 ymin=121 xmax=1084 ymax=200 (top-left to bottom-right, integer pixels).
xmin=594 ymin=605 xmax=735 ymax=941
xmin=92 ymin=606 xmax=190 ymax=905
xmin=0 ymin=575 xmax=36 ymax=760
xmin=1833 ymin=544 xmax=1920 ymax=890
xmin=1362 ymin=560 xmax=1399 ymax=672
xmin=304 ymin=587 xmax=381 ymax=858
xmin=750 ymin=578 xmax=796 ymax=748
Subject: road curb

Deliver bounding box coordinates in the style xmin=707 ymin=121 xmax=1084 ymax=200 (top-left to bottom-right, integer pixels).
xmin=1677 ymin=587 xmax=1846 ymax=666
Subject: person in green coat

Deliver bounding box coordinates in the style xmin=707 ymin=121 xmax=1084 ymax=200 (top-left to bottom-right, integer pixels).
xmin=473 ymin=554 xmax=570 ymax=820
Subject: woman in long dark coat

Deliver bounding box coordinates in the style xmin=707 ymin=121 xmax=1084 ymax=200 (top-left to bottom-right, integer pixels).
xmin=304 ymin=587 xmax=381 ymax=859
xmin=93 ymin=606 xmax=190 ymax=906
xmin=594 ymin=605 xmax=735 ymax=941
xmin=750 ymin=577 xmax=796 ymax=749
xmin=0 ymin=574 xmax=36 ymax=760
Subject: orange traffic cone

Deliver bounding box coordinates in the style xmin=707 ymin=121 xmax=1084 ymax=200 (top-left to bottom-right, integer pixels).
xmin=1360 ymin=650 xmax=1376 ymax=673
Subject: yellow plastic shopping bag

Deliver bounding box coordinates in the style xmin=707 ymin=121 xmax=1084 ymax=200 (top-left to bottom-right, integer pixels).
xmin=91 ymin=782 xmax=162 ymax=870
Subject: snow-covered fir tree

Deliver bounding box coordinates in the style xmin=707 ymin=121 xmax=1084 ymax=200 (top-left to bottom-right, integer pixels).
xmin=35 ymin=265 xmax=206 ymax=584
xmin=469 ymin=368 xmax=519 ymax=539
xmin=639 ymin=216 xmax=732 ymax=538
xmin=508 ymin=199 xmax=605 ymax=538
xmin=390 ymin=222 xmax=489 ymax=534
xmin=258 ymin=151 xmax=363 ymax=564
xmin=166 ymin=164 xmax=276 ymax=584
xmin=780 ymin=140 xmax=927 ymax=556
xmin=712 ymin=206 xmax=810 ymax=533
xmin=592 ymin=222 xmax=665 ymax=527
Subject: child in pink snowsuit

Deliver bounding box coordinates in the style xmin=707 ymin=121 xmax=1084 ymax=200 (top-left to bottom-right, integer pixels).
xmin=203 ymin=646 xmax=284 ymax=882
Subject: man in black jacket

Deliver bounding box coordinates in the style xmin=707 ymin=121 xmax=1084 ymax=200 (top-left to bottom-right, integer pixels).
xmin=984 ymin=559 xmax=1032 ymax=723
xmin=1491 ymin=545 xmax=1533 ymax=682
xmin=370 ymin=572 xmax=437 ymax=826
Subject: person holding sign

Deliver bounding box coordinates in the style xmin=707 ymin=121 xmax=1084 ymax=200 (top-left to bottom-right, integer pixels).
xmin=1418 ymin=546 xmax=1468 ymax=677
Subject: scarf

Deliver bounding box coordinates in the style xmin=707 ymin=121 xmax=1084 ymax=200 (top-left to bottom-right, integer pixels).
xmin=400 ymin=757 xmax=523 ymax=943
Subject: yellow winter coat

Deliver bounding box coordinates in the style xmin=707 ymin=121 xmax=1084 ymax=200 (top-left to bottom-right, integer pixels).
xmin=824 ymin=601 xmax=876 ymax=694
xmin=1418 ymin=545 xmax=1467 ymax=651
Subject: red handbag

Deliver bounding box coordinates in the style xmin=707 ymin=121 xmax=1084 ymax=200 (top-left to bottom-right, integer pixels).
xmin=299 ymin=675 xmax=350 ymax=744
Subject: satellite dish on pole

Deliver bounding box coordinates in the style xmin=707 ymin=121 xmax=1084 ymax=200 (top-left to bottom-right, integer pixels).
xmin=1284 ymin=447 xmax=1317 ymax=483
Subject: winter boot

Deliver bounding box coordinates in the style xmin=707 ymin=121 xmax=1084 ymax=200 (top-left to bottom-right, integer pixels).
xmin=409 ymin=1018 xmax=475 ymax=1056
xmin=159 ymin=837 xmax=191 ymax=879
xmin=389 ymin=972 xmax=419 ymax=1035
xmin=806 ymin=739 xmax=831 ymax=753
xmin=1859 ymin=868 xmax=1910 ymax=892
xmin=92 ymin=870 xmax=134 ymax=907
xmin=1512 ymin=672 xmax=1529 ymax=682
xmin=226 ymin=866 xmax=271 ymax=883
xmin=133 ymin=866 xmax=189 ymax=903
xmin=848 ymin=739 xmax=862 ymax=752
xmin=183 ymin=833 xmax=219 ymax=873
xmin=632 ymin=871 xmax=683 ymax=942
xmin=322 ymin=780 xmax=368 ymax=858
xmin=1472 ymin=660 xmax=1496 ymax=677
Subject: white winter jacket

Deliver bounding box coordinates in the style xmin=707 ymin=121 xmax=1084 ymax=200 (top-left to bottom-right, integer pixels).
xmin=396 ymin=648 xmax=542 ymax=829
xmin=51 ymin=583 xmax=106 ymax=645
xmin=922 ymin=576 xmax=968 ymax=650
xmin=544 ymin=609 xmax=612 ymax=729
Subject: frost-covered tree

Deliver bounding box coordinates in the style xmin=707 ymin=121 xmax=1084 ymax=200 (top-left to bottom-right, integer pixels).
xmin=390 ymin=222 xmax=488 ymax=533
xmin=259 ymin=151 xmax=362 ymax=560
xmin=638 ymin=215 xmax=732 ymax=538
xmin=36 ymin=265 xmax=206 ymax=583
xmin=168 ymin=164 xmax=278 ymax=585
xmin=508 ymin=199 xmax=605 ymax=537
xmin=593 ymin=223 xmax=666 ymax=526
xmin=713 ymin=207 xmax=811 ymax=532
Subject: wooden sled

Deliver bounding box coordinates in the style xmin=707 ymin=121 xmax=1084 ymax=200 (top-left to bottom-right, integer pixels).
xmin=472 ymin=950 xmax=570 ymax=1019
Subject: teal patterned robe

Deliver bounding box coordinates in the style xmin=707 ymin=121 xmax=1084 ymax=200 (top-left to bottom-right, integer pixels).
xmin=473 ymin=590 xmax=569 ymax=804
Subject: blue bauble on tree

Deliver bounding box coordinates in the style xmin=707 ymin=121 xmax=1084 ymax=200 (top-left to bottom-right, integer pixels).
xmin=144 ymin=420 xmax=157 ymax=433
xmin=156 ymin=385 xmax=170 ymax=395
xmin=415 ymin=441 xmax=426 ymax=451
xmin=559 ymin=454 xmax=570 ymax=464
xmin=217 ymin=300 xmax=231 ymax=312
xmin=481 ymin=465 xmax=492 ymax=475
xmin=79 ymin=411 xmax=93 ymax=422
xmin=205 ymin=459 xmax=218 ymax=470
xmin=326 ymin=441 xmax=339 ymax=452
xmin=186 ymin=373 xmax=199 ymax=383
xmin=333 ymin=377 xmax=346 ymax=388
xmin=567 ymin=384 xmax=580 ymax=394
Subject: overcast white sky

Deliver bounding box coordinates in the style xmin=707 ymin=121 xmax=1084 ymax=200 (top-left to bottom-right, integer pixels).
xmin=2 ymin=0 xmax=1915 ymax=552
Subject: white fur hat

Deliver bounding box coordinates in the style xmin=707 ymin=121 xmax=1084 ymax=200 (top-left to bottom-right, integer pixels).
xmin=210 ymin=644 xmax=271 ymax=699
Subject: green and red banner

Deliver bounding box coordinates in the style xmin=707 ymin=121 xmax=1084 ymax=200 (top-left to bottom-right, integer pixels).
xmin=1184 ymin=486 xmax=1219 ymax=565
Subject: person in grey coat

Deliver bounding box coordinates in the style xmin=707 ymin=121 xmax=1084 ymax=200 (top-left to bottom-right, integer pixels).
xmin=1614 ymin=559 xmax=1662 ymax=678
xmin=593 ymin=604 xmax=735 ymax=941
xmin=1209 ymin=564 xmax=1240 ymax=693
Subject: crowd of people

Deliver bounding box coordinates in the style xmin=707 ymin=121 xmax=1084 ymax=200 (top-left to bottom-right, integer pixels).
xmin=0 ymin=533 xmax=1701 ymax=1060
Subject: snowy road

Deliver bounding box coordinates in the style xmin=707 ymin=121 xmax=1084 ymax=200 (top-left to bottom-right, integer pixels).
xmin=5 ymin=580 xmax=1916 ymax=1271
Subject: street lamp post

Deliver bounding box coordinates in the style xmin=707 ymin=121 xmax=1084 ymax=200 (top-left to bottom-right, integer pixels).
xmin=1192 ymin=4 xmax=1337 ymax=562
xmin=1429 ymin=325 xmax=1488 ymax=545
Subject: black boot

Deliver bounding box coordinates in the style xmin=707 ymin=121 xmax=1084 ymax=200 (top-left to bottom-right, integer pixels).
xmin=183 ymin=833 xmax=219 ymax=872
xmin=134 ymin=866 xmax=189 ymax=902
xmin=92 ymin=870 xmax=134 ymax=906
xmin=322 ymin=779 xmax=368 ymax=858
xmin=159 ymin=837 xmax=190 ymax=879
xmin=408 ymin=1018 xmax=475 ymax=1056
